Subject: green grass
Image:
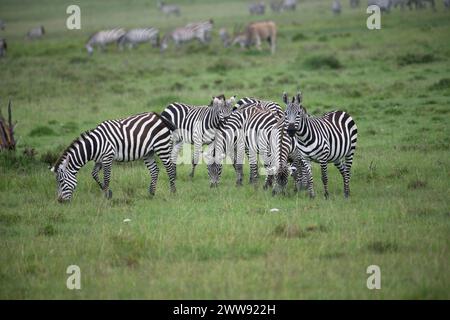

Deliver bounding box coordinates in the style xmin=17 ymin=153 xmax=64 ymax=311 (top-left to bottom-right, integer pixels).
xmin=0 ymin=0 xmax=449 ymax=299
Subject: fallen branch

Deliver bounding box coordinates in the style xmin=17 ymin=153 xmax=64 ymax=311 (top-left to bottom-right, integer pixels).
xmin=0 ymin=100 xmax=17 ymax=150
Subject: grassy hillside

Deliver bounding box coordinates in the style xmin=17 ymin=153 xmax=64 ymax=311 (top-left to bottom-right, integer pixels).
xmin=0 ymin=0 xmax=449 ymax=299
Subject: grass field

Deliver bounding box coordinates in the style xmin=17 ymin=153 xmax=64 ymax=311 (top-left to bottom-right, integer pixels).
xmin=0 ymin=0 xmax=449 ymax=299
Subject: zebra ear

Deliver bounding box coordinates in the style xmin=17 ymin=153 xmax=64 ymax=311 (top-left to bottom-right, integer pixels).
xmin=282 ymin=92 xmax=288 ymax=104
xmin=296 ymin=92 xmax=303 ymax=104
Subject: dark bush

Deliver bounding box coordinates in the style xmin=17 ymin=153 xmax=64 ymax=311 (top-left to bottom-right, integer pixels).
xmin=304 ymin=55 xmax=342 ymax=70
xmin=397 ymin=53 xmax=435 ymax=66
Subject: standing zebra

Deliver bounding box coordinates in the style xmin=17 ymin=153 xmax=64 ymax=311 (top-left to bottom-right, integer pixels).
xmin=118 ymin=28 xmax=159 ymax=50
xmin=249 ymin=2 xmax=266 ymax=15
xmin=284 ymin=92 xmax=358 ymax=199
xmin=50 ymin=112 xmax=177 ymax=202
xmin=160 ymin=20 xmax=213 ymax=52
xmin=350 ymin=0 xmax=360 ymax=7
xmin=157 ymin=1 xmax=181 ymax=17
xmin=332 ymin=0 xmax=342 ymax=14
xmin=0 ymin=38 xmax=6 ymax=58
xmin=26 ymin=26 xmax=45 ymax=40
xmin=85 ymin=28 xmax=126 ymax=55
xmin=282 ymin=0 xmax=298 ymax=10
xmin=161 ymin=95 xmax=234 ymax=178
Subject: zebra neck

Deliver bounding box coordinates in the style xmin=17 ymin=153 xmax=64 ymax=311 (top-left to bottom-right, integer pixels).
xmin=64 ymin=136 xmax=95 ymax=174
xmin=296 ymin=118 xmax=312 ymax=144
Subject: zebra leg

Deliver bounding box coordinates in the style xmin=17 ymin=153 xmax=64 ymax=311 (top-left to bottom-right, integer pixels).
xmin=320 ymin=162 xmax=329 ymax=199
xmin=91 ymin=162 xmax=103 ymax=190
xmin=334 ymin=160 xmax=350 ymax=199
xmin=248 ymin=151 xmax=259 ymax=184
xmin=144 ymin=156 xmax=159 ymax=196
xmin=157 ymin=150 xmax=177 ymax=194
xmin=233 ymin=163 xmax=243 ymax=186
xmin=304 ymin=160 xmax=315 ymax=199
xmin=101 ymin=158 xmax=114 ymax=199
xmin=263 ymin=174 xmax=274 ymax=190
xmin=190 ymin=142 xmax=202 ymax=178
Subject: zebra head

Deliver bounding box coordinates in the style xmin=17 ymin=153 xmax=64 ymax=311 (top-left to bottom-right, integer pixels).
xmin=212 ymin=94 xmax=235 ymax=123
xmin=283 ymin=92 xmax=305 ymax=138
xmin=271 ymin=116 xmax=290 ymax=195
xmin=50 ymin=158 xmax=77 ymax=202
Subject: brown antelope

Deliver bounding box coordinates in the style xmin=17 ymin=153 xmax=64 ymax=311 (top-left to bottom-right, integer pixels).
xmin=234 ymin=21 xmax=277 ymax=54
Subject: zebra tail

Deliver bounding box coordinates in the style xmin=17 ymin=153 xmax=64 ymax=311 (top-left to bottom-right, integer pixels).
xmin=156 ymin=113 xmax=177 ymax=131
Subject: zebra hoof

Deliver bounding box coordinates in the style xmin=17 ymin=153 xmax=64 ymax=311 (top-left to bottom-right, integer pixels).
xmin=210 ymin=183 xmax=218 ymax=188
xmin=106 ymin=190 xmax=112 ymax=199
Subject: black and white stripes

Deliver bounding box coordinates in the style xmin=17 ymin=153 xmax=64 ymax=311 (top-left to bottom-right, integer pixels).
xmin=85 ymin=28 xmax=126 ymax=55
xmin=51 ymin=112 xmax=176 ymax=202
xmin=160 ymin=20 xmax=214 ymax=52
xmin=118 ymin=28 xmax=160 ymax=50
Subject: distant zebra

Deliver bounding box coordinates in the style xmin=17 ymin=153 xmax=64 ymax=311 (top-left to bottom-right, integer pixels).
xmin=26 ymin=26 xmax=45 ymax=40
xmin=350 ymin=0 xmax=360 ymax=7
xmin=270 ymin=0 xmax=283 ymax=12
xmin=219 ymin=28 xmax=231 ymax=48
xmin=282 ymin=0 xmax=298 ymax=10
xmin=249 ymin=2 xmax=266 ymax=15
xmin=445 ymin=0 xmax=450 ymax=9
xmin=0 ymin=38 xmax=6 ymax=58
xmin=284 ymin=92 xmax=358 ymax=198
xmin=332 ymin=0 xmax=342 ymax=14
xmin=161 ymin=95 xmax=234 ymax=178
xmin=50 ymin=112 xmax=177 ymax=202
xmin=85 ymin=28 xmax=126 ymax=55
xmin=408 ymin=0 xmax=435 ymax=10
xmin=160 ymin=20 xmax=214 ymax=52
xmin=0 ymin=19 xmax=5 ymax=30
xmin=118 ymin=28 xmax=160 ymax=50
xmin=158 ymin=1 xmax=181 ymax=17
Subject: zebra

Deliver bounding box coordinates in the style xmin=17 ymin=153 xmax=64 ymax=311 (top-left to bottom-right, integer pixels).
xmin=219 ymin=28 xmax=231 ymax=48
xmin=50 ymin=112 xmax=177 ymax=202
xmin=0 ymin=19 xmax=5 ymax=30
xmin=157 ymin=1 xmax=181 ymax=17
xmin=0 ymin=38 xmax=6 ymax=58
xmin=161 ymin=95 xmax=235 ymax=178
xmin=270 ymin=1 xmax=284 ymax=12
xmin=118 ymin=28 xmax=159 ymax=50
xmin=160 ymin=20 xmax=214 ymax=52
xmin=85 ymin=28 xmax=126 ymax=55
xmin=332 ymin=0 xmax=342 ymax=14
xmin=26 ymin=26 xmax=45 ymax=40
xmin=391 ymin=0 xmax=406 ymax=9
xmin=284 ymin=92 xmax=358 ymax=199
xmin=445 ymin=0 xmax=450 ymax=9
xmin=249 ymin=2 xmax=266 ymax=15
xmin=207 ymin=106 xmax=292 ymax=194
xmin=350 ymin=0 xmax=361 ymax=7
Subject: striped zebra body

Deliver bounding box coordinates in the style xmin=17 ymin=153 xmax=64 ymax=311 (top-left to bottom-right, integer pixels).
xmin=85 ymin=28 xmax=126 ymax=55
xmin=161 ymin=20 xmax=213 ymax=51
xmin=50 ymin=112 xmax=176 ymax=202
xmin=0 ymin=38 xmax=6 ymax=58
xmin=158 ymin=1 xmax=181 ymax=16
xmin=235 ymin=97 xmax=284 ymax=119
xmin=249 ymin=2 xmax=266 ymax=15
xmin=118 ymin=28 xmax=159 ymax=49
xmin=161 ymin=96 xmax=233 ymax=178
xmin=284 ymin=92 xmax=358 ymax=198
xmin=26 ymin=26 xmax=45 ymax=40
xmin=208 ymin=106 xmax=292 ymax=194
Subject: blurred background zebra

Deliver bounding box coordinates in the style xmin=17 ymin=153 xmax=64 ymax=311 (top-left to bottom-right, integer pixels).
xmin=160 ymin=20 xmax=214 ymax=52
xmin=118 ymin=27 xmax=160 ymax=50
xmin=50 ymin=112 xmax=177 ymax=202
xmin=219 ymin=27 xmax=231 ymax=47
xmin=0 ymin=38 xmax=6 ymax=57
xmin=85 ymin=28 xmax=126 ymax=55
xmin=284 ymin=92 xmax=358 ymax=199
xmin=349 ymin=0 xmax=360 ymax=7
xmin=26 ymin=26 xmax=45 ymax=40
xmin=157 ymin=1 xmax=181 ymax=17
xmin=332 ymin=0 xmax=342 ymax=14
xmin=0 ymin=19 xmax=5 ymax=30
xmin=367 ymin=0 xmax=392 ymax=12
xmin=282 ymin=0 xmax=298 ymax=10
xmin=445 ymin=0 xmax=450 ymax=9
xmin=249 ymin=2 xmax=266 ymax=15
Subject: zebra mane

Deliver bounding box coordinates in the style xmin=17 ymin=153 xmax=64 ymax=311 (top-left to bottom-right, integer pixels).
xmin=53 ymin=130 xmax=91 ymax=169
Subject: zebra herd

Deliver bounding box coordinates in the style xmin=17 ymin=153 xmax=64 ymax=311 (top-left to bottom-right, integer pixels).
xmin=51 ymin=93 xmax=357 ymax=202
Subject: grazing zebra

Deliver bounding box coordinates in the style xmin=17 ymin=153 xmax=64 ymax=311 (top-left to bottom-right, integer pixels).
xmin=160 ymin=20 xmax=214 ymax=52
xmin=26 ymin=26 xmax=45 ymax=40
xmin=332 ymin=0 xmax=342 ymax=14
xmin=85 ymin=28 xmax=126 ymax=55
xmin=118 ymin=28 xmax=159 ymax=50
xmin=0 ymin=38 xmax=6 ymax=58
xmin=161 ymin=95 xmax=234 ymax=178
xmin=249 ymin=2 xmax=266 ymax=15
xmin=50 ymin=112 xmax=177 ymax=202
xmin=157 ymin=1 xmax=181 ymax=17
xmin=284 ymin=92 xmax=358 ymax=199
xmin=350 ymin=0 xmax=360 ymax=7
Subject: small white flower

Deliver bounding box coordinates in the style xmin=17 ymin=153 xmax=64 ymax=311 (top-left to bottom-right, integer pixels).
xmin=270 ymin=208 xmax=280 ymax=213
xmin=123 ymin=218 xmax=131 ymax=223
